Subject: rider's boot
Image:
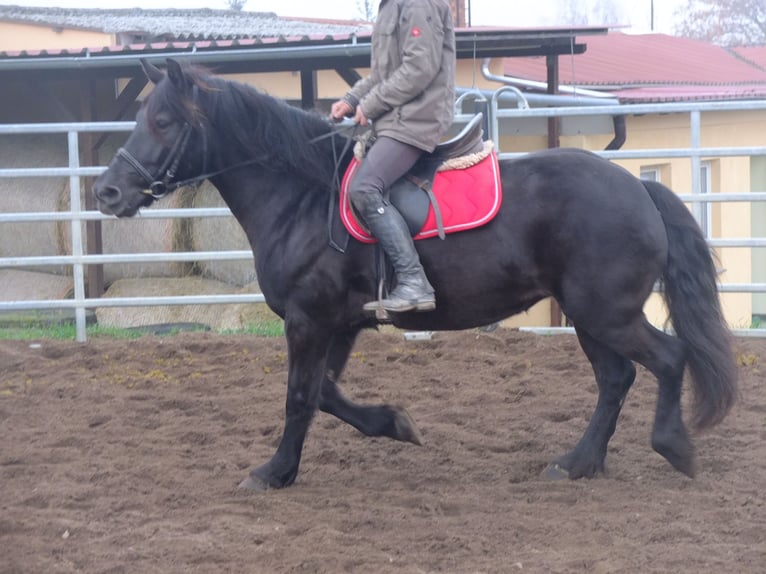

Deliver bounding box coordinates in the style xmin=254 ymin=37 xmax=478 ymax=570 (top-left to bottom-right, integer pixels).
xmin=357 ymin=194 xmax=435 ymax=313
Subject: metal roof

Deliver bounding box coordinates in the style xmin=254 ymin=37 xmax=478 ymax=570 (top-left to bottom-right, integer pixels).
xmin=504 ymin=32 xmax=766 ymax=102
xmin=730 ymin=45 xmax=766 ymax=72
xmin=0 ymin=7 xmax=608 ymax=78
xmin=0 ymin=5 xmax=369 ymax=39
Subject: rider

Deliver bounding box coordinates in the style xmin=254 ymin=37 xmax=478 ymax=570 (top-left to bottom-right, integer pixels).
xmin=331 ymin=0 xmax=456 ymax=313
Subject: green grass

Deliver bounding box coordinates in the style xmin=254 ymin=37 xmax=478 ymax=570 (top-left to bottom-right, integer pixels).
xmin=219 ymin=321 xmax=284 ymax=337
xmin=0 ymin=320 xmax=284 ymax=341
xmin=0 ymin=324 xmax=143 ymax=340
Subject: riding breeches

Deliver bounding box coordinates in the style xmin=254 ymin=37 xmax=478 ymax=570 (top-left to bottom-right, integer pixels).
xmin=348 ymin=136 xmax=423 ymax=213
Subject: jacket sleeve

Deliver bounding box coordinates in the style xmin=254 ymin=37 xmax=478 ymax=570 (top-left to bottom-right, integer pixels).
xmin=345 ymin=67 xmax=381 ymax=108
xmin=358 ymin=3 xmax=446 ymax=120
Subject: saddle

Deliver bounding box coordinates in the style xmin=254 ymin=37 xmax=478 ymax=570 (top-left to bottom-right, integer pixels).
xmin=341 ymin=113 xmax=502 ymax=242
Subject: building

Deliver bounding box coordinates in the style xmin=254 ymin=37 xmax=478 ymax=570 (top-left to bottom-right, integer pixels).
xmin=1 ymin=6 xmax=763 ymax=329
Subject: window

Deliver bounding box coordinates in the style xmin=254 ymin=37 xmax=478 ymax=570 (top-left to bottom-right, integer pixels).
xmin=640 ymin=167 xmax=660 ymax=182
xmin=640 ymin=164 xmax=670 ymax=183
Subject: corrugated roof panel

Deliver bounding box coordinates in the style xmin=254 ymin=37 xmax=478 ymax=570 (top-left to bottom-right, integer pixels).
xmin=612 ymin=84 xmax=766 ymax=103
xmin=506 ymin=33 xmax=766 ymax=86
xmin=730 ymin=45 xmax=766 ymax=72
xmin=0 ymin=5 xmax=370 ymax=40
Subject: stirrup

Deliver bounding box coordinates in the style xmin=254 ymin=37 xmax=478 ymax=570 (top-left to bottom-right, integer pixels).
xmin=362 ymin=280 xmax=436 ymax=313
xmin=365 ymin=279 xmax=392 ymax=321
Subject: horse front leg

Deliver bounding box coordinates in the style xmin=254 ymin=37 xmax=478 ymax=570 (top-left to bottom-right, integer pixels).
xmin=240 ymin=317 xmax=331 ymax=490
xmin=319 ymin=330 xmax=423 ymax=445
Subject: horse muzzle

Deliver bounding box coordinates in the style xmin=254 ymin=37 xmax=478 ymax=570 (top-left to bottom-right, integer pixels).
xmin=93 ymin=181 xmax=147 ymax=218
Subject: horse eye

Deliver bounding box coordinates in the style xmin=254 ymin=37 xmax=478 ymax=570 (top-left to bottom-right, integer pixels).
xmin=155 ymin=117 xmax=171 ymax=130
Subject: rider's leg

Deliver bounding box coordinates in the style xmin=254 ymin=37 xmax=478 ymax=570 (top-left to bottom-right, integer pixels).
xmin=349 ymin=136 xmax=436 ymax=313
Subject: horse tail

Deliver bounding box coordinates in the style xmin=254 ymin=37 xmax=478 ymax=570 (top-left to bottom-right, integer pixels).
xmin=641 ymin=179 xmax=738 ymax=430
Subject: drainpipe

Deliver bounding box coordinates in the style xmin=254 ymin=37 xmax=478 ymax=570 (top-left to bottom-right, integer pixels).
xmin=476 ymin=57 xmax=626 ymax=151
xmin=605 ymin=114 xmax=627 ymax=150
xmin=481 ymin=58 xmax=615 ymax=101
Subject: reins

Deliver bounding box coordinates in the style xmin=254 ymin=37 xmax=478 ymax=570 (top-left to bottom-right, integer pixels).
xmin=313 ymin=121 xmax=359 ymax=254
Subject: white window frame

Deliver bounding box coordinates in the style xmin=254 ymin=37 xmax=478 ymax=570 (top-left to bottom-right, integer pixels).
xmin=639 ymin=167 xmax=661 ymax=182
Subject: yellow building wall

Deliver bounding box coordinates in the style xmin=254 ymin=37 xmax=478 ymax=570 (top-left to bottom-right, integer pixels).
xmin=499 ymin=109 xmax=759 ymax=329
xmin=0 ymin=21 xmax=112 ymax=51
xmin=225 ymin=57 xmax=504 ymax=101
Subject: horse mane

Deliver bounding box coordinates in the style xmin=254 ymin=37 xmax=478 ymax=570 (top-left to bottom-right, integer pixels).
xmin=147 ymin=63 xmax=340 ymax=190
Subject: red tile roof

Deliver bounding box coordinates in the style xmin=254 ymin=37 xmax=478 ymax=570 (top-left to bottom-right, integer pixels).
xmin=505 ymin=33 xmax=766 ymax=102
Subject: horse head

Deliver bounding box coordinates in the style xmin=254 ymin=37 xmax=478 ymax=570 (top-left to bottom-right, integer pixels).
xmin=93 ymin=58 xmax=208 ymax=217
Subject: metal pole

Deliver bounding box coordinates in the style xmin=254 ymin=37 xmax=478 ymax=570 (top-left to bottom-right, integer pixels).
xmin=690 ymin=110 xmax=705 ymax=232
xmin=68 ymin=131 xmax=88 ymax=342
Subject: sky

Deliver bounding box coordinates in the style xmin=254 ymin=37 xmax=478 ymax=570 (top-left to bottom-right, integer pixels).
xmin=7 ymin=0 xmax=687 ymax=35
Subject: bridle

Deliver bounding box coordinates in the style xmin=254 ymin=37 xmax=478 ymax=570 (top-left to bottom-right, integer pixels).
xmin=114 ymin=84 xmax=215 ymax=199
xmin=116 ymin=121 xmax=196 ymax=200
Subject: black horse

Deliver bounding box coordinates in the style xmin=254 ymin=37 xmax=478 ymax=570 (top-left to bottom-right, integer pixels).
xmin=93 ymin=59 xmax=737 ymax=489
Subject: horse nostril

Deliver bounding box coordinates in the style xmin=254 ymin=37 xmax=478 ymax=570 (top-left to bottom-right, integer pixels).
xmin=95 ymin=185 xmax=122 ymax=205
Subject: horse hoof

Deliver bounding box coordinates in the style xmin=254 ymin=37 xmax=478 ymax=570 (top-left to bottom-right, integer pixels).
xmin=542 ymin=462 xmax=570 ymax=480
xmin=394 ymin=408 xmax=424 ymax=446
xmin=238 ymin=475 xmax=270 ymax=491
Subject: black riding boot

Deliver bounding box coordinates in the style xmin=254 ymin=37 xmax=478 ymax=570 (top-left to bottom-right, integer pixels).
xmin=357 ymin=194 xmax=435 ymax=313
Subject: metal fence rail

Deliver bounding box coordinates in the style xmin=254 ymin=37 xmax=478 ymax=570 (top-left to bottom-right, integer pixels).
xmin=2 ymin=99 xmax=766 ymax=340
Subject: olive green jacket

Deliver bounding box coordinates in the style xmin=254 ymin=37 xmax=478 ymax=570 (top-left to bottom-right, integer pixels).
xmin=345 ymin=0 xmax=456 ymax=152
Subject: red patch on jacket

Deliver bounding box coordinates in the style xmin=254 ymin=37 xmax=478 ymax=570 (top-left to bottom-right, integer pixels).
xmin=340 ymin=151 xmax=502 ymax=243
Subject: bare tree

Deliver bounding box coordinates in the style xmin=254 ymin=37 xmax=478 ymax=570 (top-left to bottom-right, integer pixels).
xmin=227 ymin=0 xmax=248 ymax=11
xmin=560 ymin=0 xmax=623 ymax=27
xmin=355 ymin=0 xmax=376 ymax=21
xmin=675 ymin=0 xmax=766 ymax=46
xmin=561 ymin=0 xmax=589 ymax=26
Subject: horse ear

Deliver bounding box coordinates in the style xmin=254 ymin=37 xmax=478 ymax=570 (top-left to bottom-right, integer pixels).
xmin=140 ymin=59 xmax=164 ymax=84
xmin=165 ymin=59 xmax=188 ymax=91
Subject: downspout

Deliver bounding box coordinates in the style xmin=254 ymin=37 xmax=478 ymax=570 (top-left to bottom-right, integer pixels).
xmin=605 ymin=114 xmax=627 ymax=150
xmin=479 ymin=57 xmax=626 ymax=151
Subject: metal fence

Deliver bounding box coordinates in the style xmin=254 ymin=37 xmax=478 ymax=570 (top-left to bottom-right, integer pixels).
xmin=1 ymin=99 xmax=766 ymax=341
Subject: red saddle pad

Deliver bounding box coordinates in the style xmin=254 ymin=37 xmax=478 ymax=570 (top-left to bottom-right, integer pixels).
xmin=340 ymin=151 xmax=502 ymax=243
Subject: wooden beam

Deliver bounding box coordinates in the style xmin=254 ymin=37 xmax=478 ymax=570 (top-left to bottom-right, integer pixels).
xmin=300 ymin=68 xmax=318 ymax=110
xmin=103 ymin=75 xmax=147 ymax=121
xmin=546 ymin=53 xmax=563 ymax=327
xmin=79 ymin=78 xmax=105 ymax=299
xmin=334 ymin=67 xmax=362 ymax=88
xmin=93 ymin=75 xmax=147 ymax=151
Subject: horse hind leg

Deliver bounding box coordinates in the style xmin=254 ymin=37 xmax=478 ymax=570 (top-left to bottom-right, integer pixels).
xmin=561 ymin=317 xmax=694 ymax=478
xmin=544 ymin=326 xmax=636 ymax=479
xmin=318 ymin=330 xmax=423 ymax=445
xmin=643 ymin=327 xmax=695 ymax=477
xmin=603 ymin=319 xmax=694 ymax=476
